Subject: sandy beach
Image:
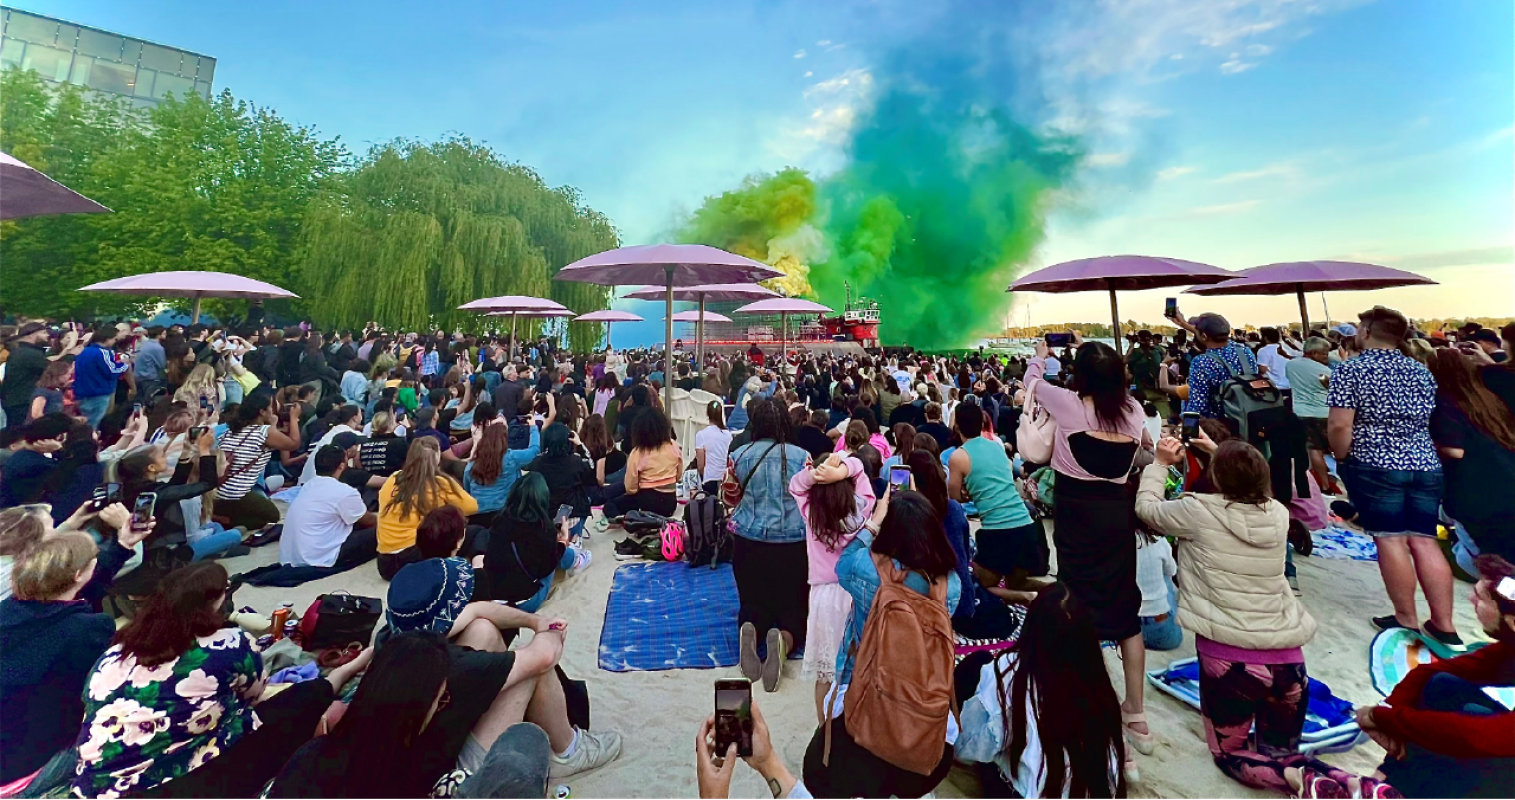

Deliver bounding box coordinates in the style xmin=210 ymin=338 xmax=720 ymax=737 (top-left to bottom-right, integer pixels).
xmin=227 ymin=505 xmax=1485 ymax=799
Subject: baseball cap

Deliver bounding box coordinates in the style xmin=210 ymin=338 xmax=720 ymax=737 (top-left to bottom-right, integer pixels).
xmin=1333 ymin=323 xmax=1358 ymax=337
xmin=331 ymin=431 xmax=367 ymax=450
xmin=456 ymin=723 xmax=552 ymax=799
xmin=1188 ymin=313 xmax=1231 ymax=340
xmin=13 ymin=322 xmax=47 ymax=339
xmin=1470 ymin=329 xmax=1501 ymax=345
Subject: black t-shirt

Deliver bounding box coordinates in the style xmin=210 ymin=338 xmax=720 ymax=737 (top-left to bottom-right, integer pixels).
xmin=917 ymin=421 xmax=953 ymax=451
xmin=1430 ymin=399 xmax=1515 ymax=538
xmin=484 ymin=516 xmax=566 ymax=603
xmin=888 ymin=402 xmax=926 ymax=429
xmin=338 ymin=466 xmax=375 ymax=491
xmin=358 ymin=435 xmax=408 ymax=477
xmin=492 ymin=379 xmax=525 ymax=417
xmin=524 ymin=453 xmax=597 ymax=517
xmin=1481 ymin=365 xmax=1515 ymax=415
xmin=794 ymin=425 xmax=834 ymax=461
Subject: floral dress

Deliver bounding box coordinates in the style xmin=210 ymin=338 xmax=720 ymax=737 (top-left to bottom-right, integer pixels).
xmin=72 ymin=628 xmax=264 ymax=798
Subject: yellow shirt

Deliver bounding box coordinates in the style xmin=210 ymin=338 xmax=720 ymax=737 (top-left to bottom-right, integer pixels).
xmin=376 ymin=474 xmax=479 ymax=554
xmin=625 ymin=442 xmax=683 ymax=494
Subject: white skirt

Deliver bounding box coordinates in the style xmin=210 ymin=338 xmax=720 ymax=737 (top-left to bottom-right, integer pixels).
xmin=802 ymin=583 xmax=853 ymax=682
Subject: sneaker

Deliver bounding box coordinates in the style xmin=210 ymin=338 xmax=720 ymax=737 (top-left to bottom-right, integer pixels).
xmin=762 ymin=628 xmax=786 ymax=693
xmin=1422 ymin=621 xmax=1463 ymax=647
xmin=739 ymin=623 xmax=760 ymax=682
xmin=1372 ymin=615 xmax=1411 ymax=631
xmin=549 ymin=728 xmax=623 ymax=779
xmin=571 ymin=548 xmax=593 ymax=573
xmin=613 ymin=539 xmax=643 ymax=561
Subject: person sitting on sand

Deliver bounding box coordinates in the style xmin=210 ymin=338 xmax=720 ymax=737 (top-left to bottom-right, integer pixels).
xmin=382 ymin=508 xmax=623 ymax=781
xmin=481 ymin=474 xmax=590 ymax=613
xmin=376 ymin=438 xmax=479 ymax=580
xmin=1136 ymin=438 xmax=1318 ymax=793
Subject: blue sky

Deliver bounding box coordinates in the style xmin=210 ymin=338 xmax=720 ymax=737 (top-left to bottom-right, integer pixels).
xmin=19 ymin=0 xmax=1513 ymax=342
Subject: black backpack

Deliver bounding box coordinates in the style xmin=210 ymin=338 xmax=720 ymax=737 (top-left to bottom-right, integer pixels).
xmin=684 ymin=488 xmax=733 ymax=568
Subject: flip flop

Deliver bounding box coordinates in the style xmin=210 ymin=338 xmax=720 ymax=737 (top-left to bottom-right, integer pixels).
xmin=1121 ymin=710 xmax=1156 ymax=756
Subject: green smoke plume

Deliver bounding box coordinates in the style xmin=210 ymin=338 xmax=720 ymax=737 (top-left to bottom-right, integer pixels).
xmin=676 ymin=56 xmax=1083 ymax=348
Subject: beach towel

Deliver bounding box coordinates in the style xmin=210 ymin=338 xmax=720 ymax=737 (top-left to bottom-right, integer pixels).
xmin=597 ymin=561 xmax=742 ymax=672
xmin=1146 ymin=657 xmax=1367 ymax=754
xmin=1368 ymin=628 xmax=1514 ymax=708
xmin=1309 ymin=526 xmax=1377 ymax=561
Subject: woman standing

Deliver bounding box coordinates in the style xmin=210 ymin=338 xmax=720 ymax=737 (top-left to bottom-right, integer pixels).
xmin=216 ymin=395 xmax=301 ymax=531
xmin=1328 ymin=307 xmax=1459 ymax=645
xmin=28 ymin=359 xmax=72 ymax=420
xmin=729 ymin=398 xmax=812 ymax=692
xmin=1024 ymin=335 xmax=1156 ymax=762
xmin=1427 ymin=348 xmax=1515 ymax=561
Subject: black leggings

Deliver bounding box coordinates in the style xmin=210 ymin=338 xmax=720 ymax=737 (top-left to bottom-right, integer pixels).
xmin=801 ymin=713 xmax=953 ymax=799
xmin=603 ymin=487 xmax=677 ymax=519
xmin=138 ymin=679 xmax=334 ymax=798
xmin=731 ymin=536 xmax=809 ymax=651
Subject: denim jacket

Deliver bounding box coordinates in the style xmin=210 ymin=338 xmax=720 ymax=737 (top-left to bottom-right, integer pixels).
xmin=834 ymin=530 xmax=961 ymax=685
xmin=729 ymin=440 xmax=810 ymax=544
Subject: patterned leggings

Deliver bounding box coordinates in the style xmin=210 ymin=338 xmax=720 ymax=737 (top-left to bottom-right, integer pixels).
xmin=1198 ymin=652 xmax=1310 ymax=792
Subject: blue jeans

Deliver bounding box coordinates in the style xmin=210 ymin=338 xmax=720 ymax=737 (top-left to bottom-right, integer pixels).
xmin=1141 ymin=579 xmax=1183 ymax=651
xmin=516 ymin=546 xmax=579 ymax=613
xmin=1338 ymin=459 xmax=1443 ymax=536
xmin=75 ymin=394 xmax=111 ymax=428
xmin=189 ymin=522 xmax=244 ymax=561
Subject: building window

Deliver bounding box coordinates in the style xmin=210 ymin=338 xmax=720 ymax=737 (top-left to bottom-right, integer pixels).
xmin=75 ymin=27 xmax=123 ymax=61
xmin=67 ymin=54 xmax=92 ymax=86
xmin=152 ymin=72 xmax=192 ymax=100
xmin=20 ymin=43 xmax=72 ymax=82
xmin=86 ymin=59 xmax=135 ymax=94
xmin=138 ymin=42 xmax=183 ymax=75
xmin=0 ymin=38 xmax=24 ymax=71
xmin=134 ymin=66 xmax=157 ymax=97
xmin=3 ymin=12 xmax=59 ymax=46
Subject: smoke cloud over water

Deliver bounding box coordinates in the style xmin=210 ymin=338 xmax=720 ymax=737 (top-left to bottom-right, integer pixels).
xmin=676 ymin=30 xmax=1085 ymax=348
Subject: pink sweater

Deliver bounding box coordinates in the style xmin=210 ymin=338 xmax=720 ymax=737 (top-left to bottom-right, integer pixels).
xmin=790 ymin=456 xmax=876 ymax=585
xmin=833 ymin=431 xmax=893 ymax=459
xmin=1025 ymin=359 xmax=1149 ymax=483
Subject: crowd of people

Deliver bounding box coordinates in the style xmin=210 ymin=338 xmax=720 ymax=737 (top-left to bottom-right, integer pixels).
xmin=0 ymin=306 xmax=1511 ymax=798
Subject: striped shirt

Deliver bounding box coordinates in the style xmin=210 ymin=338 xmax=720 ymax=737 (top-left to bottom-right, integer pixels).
xmin=216 ymin=425 xmax=272 ymax=500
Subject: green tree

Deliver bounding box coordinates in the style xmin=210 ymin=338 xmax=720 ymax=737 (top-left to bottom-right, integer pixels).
xmin=294 ymin=138 xmax=618 ymax=346
xmin=1 ymin=68 xmax=344 ymax=319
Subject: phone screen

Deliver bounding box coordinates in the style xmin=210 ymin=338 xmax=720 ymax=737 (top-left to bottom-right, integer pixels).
xmin=199 ymin=396 xmax=210 ymax=410
xmin=133 ymin=403 xmax=144 ymax=416
xmin=1181 ymin=412 xmax=1202 ymax=443
xmin=132 ymin=493 xmax=156 ymax=528
xmin=1164 ymin=297 xmax=1178 ymax=318
xmin=1045 ymin=332 xmax=1073 ymax=348
xmin=889 ymin=465 xmax=911 ymax=489
xmin=714 ymin=680 xmax=754 ymax=757
xmin=554 ymin=504 xmax=574 ymax=524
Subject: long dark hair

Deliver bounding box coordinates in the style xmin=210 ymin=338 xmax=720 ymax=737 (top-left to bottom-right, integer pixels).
xmin=114 ymin=562 xmax=229 ymax=667
xmin=315 ymin=631 xmax=452 ymax=798
xmin=996 ymin=583 xmax=1126 ymax=798
xmin=580 ymin=414 xmax=611 ymax=461
xmin=1428 ymin=349 xmax=1515 ymax=450
xmin=907 ymin=450 xmax=949 ymax=519
xmin=505 ymin=471 xmax=551 ymax=524
xmin=871 ymin=490 xmax=956 ymax=579
xmin=892 ymin=423 xmax=916 ymax=464
xmin=746 ymin=398 xmax=792 ymax=445
xmin=805 ymin=476 xmax=858 ymax=551
xmin=1069 ymin=342 xmax=1137 ymax=431
xmin=541 ymin=422 xmax=574 ymax=458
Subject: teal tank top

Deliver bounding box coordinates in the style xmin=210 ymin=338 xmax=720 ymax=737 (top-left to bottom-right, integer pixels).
xmin=960 ymin=437 xmax=1032 ymax=529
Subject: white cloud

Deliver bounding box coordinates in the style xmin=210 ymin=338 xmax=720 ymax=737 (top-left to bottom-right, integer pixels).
xmin=1157 ymin=165 xmax=1197 ymax=181
xmin=1220 ymin=58 xmax=1258 ymax=74
xmin=803 ymin=70 xmax=813 ymax=78
xmin=1170 ymin=53 xmax=1184 ymax=60
xmin=1212 ymin=162 xmax=1298 ymax=183
xmin=816 ymin=39 xmax=831 ymax=46
xmin=1087 ymin=152 xmax=1133 ymax=167
xmin=793 ymin=49 xmax=806 ymax=59
xmin=1245 ymin=43 xmax=1274 ymax=56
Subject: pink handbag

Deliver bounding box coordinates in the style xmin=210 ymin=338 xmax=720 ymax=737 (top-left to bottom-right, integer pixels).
xmin=1015 ymin=380 xmax=1056 ymax=464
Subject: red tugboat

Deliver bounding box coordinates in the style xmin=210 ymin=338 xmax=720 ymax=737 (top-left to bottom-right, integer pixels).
xmin=819 ymin=282 xmax=881 ymax=348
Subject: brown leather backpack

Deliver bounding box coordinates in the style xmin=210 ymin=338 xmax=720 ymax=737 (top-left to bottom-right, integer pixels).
xmin=827 ymin=551 xmax=958 ymax=775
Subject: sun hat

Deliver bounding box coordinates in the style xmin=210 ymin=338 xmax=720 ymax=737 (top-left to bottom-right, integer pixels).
xmin=386 ymin=557 xmax=474 ymax=634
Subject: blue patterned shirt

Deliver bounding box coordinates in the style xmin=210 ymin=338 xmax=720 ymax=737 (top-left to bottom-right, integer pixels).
xmin=1327 ymin=349 xmax=1440 ymax=471
xmin=420 ymin=350 xmax=441 ymax=377
xmin=1182 ymin=342 xmax=1258 ymax=419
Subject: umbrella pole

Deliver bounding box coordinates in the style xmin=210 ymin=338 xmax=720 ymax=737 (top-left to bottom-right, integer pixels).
xmin=1296 ymin=287 xmax=1311 ymax=333
xmin=510 ymin=313 xmax=518 ymax=361
xmin=664 ymin=266 xmax=674 ymax=412
xmin=191 ymin=296 xmax=202 ymax=325
xmin=697 ymin=293 xmax=706 ymax=373
xmin=1108 ymin=288 xmax=1122 ymax=356
xmin=780 ymin=313 xmax=787 ymax=384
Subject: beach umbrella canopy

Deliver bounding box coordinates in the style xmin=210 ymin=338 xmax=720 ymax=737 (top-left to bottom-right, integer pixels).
xmin=1009 ymin=256 xmax=1233 ymax=354
xmin=1 ymin=150 xmax=111 ymax=220
xmin=623 ymin=283 xmax=778 ymax=369
xmin=458 ymin=295 xmax=568 ymax=313
xmin=1184 ymin=261 xmax=1437 ymax=330
xmin=79 ymin=271 xmax=297 ymax=323
xmin=733 ymin=298 xmax=834 ymax=371
xmin=668 ymin=309 xmax=732 ymax=323
xmin=573 ymin=309 xmax=643 ymax=348
xmin=556 ymin=245 xmax=785 ymax=408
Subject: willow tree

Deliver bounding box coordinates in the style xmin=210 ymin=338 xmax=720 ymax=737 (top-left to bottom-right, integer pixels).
xmin=295 ymin=138 xmax=618 ymax=347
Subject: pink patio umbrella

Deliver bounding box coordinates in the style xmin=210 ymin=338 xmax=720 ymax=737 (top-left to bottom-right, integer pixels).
xmin=79 ymin=271 xmax=298 ymax=323
xmin=1 ymin=150 xmax=111 ymax=220
xmin=668 ymin=309 xmax=732 ymax=323
xmin=556 ymin=245 xmax=784 ymax=408
xmin=1009 ymin=256 xmax=1234 ymax=354
xmin=460 ymin=295 xmax=570 ymax=358
xmin=1184 ymin=261 xmax=1437 ymax=331
xmin=573 ymin=309 xmax=644 ymax=349
xmin=733 ymin=297 xmax=833 ymax=372
xmin=624 ymin=282 xmax=778 ymax=366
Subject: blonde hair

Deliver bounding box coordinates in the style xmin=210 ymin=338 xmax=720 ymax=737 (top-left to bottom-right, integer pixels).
xmin=12 ymin=531 xmax=96 ymax=601
xmin=174 ymin=363 xmax=220 ymax=405
xmin=0 ymin=505 xmax=51 ymax=558
xmin=371 ymin=411 xmax=397 ymax=435
xmin=386 ymin=438 xmax=457 ymax=521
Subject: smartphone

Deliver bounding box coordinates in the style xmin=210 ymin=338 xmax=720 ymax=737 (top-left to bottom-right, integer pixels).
xmin=133 ymin=403 xmax=144 ymax=416
xmin=553 ymin=504 xmax=574 ymax=524
xmin=199 ymin=396 xmax=210 ymax=411
xmin=187 ymin=426 xmax=206 ymax=442
xmin=132 ymin=492 xmax=156 ymax=529
xmin=1180 ymin=412 xmax=1202 ymax=444
xmin=90 ymin=485 xmax=109 ymax=511
xmin=713 ymin=679 xmax=754 ymax=758
xmin=1045 ymin=332 xmax=1074 ymax=348
xmin=889 ymin=465 xmax=911 ymax=489
xmin=1164 ymin=297 xmax=1178 ymax=319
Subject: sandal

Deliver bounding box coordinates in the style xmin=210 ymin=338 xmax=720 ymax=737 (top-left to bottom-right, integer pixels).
xmin=1122 ymin=751 xmax=1140 ymax=785
xmin=1121 ymin=710 xmax=1156 ymax=756
xmin=1297 ymin=768 xmax=1348 ymax=799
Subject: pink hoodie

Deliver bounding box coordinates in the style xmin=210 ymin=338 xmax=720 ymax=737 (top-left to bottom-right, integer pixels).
xmin=790 ymin=456 xmax=877 ymax=585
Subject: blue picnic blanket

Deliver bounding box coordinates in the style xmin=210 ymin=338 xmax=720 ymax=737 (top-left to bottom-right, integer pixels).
xmin=1311 ymin=526 xmax=1378 ymax=562
xmin=598 ymin=561 xmax=742 ymax=672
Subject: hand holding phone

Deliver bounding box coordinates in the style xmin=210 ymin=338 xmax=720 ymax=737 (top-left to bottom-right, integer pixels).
xmin=1164 ymin=297 xmax=1179 ymax=320
xmin=888 ymin=465 xmax=912 ymax=490
xmin=553 ymin=504 xmax=574 ymax=525
xmin=132 ymin=492 xmax=157 ymax=530
xmin=713 ymin=680 xmax=754 ymax=757
xmin=1045 ymin=332 xmax=1074 ymax=348
xmin=1180 ymin=412 xmax=1202 ymax=444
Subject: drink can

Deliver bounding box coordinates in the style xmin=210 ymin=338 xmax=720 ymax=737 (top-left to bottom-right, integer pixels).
xmin=270 ymin=605 xmax=291 ymax=639
xmin=283 ymin=620 xmax=300 ymax=642
xmin=256 ymin=635 xmax=273 ymax=650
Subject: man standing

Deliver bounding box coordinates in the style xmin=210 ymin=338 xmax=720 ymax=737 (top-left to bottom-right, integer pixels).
xmin=1 ymin=324 xmax=50 ymax=430
xmin=74 ymin=326 xmax=130 ymax=428
xmin=1286 ymin=337 xmax=1338 ymax=492
xmin=327 ymin=330 xmax=357 ymax=373
xmin=134 ymin=326 xmax=167 ymax=402
xmin=1126 ymin=330 xmax=1168 ymax=421
xmin=280 ymin=445 xmax=378 ymax=573
xmin=1175 ymin=312 xmax=1259 ymax=420
xmin=1470 ymin=329 xmax=1508 ymax=364
xmin=493 ymin=364 xmax=527 ymax=418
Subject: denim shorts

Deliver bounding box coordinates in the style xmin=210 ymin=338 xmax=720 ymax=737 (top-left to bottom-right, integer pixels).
xmin=1339 ymin=460 xmax=1443 ymax=537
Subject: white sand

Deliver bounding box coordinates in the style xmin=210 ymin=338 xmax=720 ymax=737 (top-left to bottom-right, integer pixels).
xmin=226 ymin=508 xmax=1484 ymax=799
